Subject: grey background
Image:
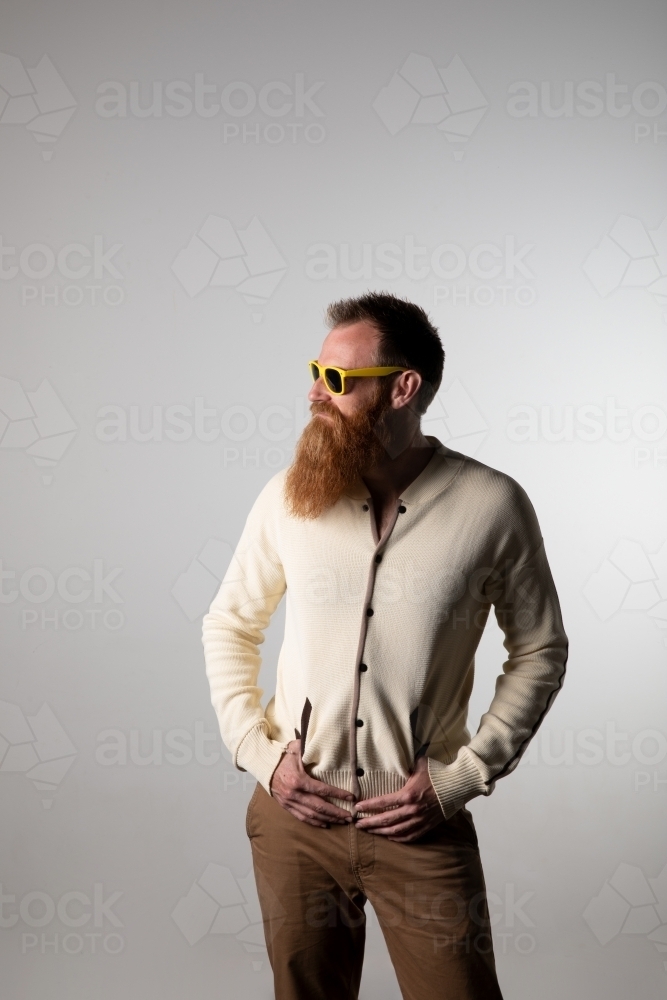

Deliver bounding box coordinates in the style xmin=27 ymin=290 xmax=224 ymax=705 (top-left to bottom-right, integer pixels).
xmin=1 ymin=1 xmax=666 ymax=997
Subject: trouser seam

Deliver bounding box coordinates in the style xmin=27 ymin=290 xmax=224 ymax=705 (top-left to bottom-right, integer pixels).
xmin=348 ymin=827 xmax=366 ymax=893
xmin=351 ymin=867 xmax=365 ymax=892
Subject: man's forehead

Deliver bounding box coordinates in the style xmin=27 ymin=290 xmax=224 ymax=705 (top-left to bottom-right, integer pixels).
xmin=320 ymin=320 xmax=379 ymax=358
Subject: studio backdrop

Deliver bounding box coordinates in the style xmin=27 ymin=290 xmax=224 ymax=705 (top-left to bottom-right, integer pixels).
xmin=1 ymin=1 xmax=666 ymax=998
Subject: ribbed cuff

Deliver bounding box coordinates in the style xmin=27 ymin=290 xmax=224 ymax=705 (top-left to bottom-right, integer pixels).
xmin=427 ymin=748 xmax=488 ymax=819
xmin=235 ymin=723 xmax=291 ymax=796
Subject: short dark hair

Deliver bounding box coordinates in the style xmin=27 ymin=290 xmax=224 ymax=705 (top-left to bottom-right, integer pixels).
xmin=325 ymin=292 xmax=444 ymax=415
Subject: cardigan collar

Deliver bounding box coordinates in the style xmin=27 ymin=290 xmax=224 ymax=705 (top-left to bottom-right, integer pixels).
xmin=342 ymin=436 xmax=467 ymax=506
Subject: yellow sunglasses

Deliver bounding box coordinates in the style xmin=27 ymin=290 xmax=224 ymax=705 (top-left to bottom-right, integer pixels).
xmin=308 ymin=359 xmax=408 ymax=395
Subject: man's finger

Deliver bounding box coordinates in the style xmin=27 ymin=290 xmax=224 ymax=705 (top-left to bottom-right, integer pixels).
xmin=289 ymin=800 xmax=348 ymax=827
xmin=373 ymin=818 xmax=420 ymax=836
xmin=274 ymin=778 xmax=352 ymax=821
xmin=368 ymin=818 xmax=423 ymax=837
xmin=385 ymin=829 xmax=425 ymax=842
xmin=356 ymin=806 xmax=414 ymax=828
xmin=292 ymin=789 xmax=352 ymax=822
xmin=354 ymin=792 xmax=404 ymax=812
xmin=308 ymin=780 xmax=355 ymax=802
xmin=288 ymin=804 xmax=329 ymax=828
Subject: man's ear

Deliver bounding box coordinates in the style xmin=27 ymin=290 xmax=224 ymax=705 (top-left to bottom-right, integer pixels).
xmin=393 ymin=370 xmax=423 ymax=409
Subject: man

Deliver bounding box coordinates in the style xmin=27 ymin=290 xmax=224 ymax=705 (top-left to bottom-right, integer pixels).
xmin=203 ymin=292 xmax=568 ymax=1000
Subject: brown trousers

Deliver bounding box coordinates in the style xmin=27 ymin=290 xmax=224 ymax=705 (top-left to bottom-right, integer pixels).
xmin=246 ymin=783 xmax=504 ymax=1000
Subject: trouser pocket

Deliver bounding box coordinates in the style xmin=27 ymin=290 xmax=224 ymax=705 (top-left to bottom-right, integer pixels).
xmin=245 ymin=782 xmax=261 ymax=839
xmin=294 ymin=697 xmax=312 ymax=756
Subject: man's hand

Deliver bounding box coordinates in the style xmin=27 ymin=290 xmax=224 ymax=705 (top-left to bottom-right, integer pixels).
xmin=270 ymin=739 xmax=355 ymax=828
xmin=353 ymin=756 xmax=445 ymax=842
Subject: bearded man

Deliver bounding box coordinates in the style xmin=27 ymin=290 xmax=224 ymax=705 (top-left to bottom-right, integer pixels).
xmin=203 ymin=292 xmax=568 ymax=1000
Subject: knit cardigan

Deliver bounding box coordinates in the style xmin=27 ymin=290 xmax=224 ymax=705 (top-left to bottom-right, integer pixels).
xmin=202 ymin=437 xmax=568 ymax=819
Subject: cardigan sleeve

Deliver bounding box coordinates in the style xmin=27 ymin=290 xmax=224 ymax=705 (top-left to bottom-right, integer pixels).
xmin=428 ymin=479 xmax=569 ymax=818
xmin=202 ymin=477 xmax=291 ymax=796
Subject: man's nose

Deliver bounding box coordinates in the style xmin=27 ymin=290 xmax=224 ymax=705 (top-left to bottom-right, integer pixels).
xmin=308 ymin=378 xmax=331 ymax=402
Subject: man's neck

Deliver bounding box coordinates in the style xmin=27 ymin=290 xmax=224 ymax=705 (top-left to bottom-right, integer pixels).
xmin=361 ymin=428 xmax=436 ymax=507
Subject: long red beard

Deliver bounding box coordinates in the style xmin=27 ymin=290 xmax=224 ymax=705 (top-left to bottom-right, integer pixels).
xmin=284 ymin=379 xmax=394 ymax=519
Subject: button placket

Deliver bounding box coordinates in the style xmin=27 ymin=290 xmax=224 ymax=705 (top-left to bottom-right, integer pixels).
xmin=350 ymin=497 xmax=406 ymax=797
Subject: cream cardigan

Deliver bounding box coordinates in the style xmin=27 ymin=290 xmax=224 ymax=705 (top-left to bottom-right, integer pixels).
xmin=202 ymin=437 xmax=568 ymax=819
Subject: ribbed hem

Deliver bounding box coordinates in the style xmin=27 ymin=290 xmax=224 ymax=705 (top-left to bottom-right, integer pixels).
xmin=235 ymin=723 xmax=291 ymax=796
xmin=234 ymin=743 xmax=488 ymax=820
xmin=313 ymin=769 xmax=408 ymax=818
xmin=427 ymin=748 xmax=488 ymax=819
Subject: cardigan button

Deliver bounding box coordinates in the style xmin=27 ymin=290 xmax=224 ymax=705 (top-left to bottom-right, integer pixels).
xmin=366 ymin=607 xmax=374 ymax=616
xmin=362 ymin=504 xmax=369 ymax=511
xmin=375 ymin=554 xmax=382 ymax=564
xmin=356 ymin=767 xmax=364 ymax=777
xmin=359 ymin=663 xmax=368 ymax=672
xmin=355 ymin=718 xmax=364 ymax=727
xmin=398 ymin=505 xmax=406 ymax=513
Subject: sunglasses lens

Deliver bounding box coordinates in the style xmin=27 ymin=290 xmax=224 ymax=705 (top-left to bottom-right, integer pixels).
xmin=309 ymin=363 xmax=319 ymax=382
xmin=324 ymin=368 xmax=342 ymax=393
